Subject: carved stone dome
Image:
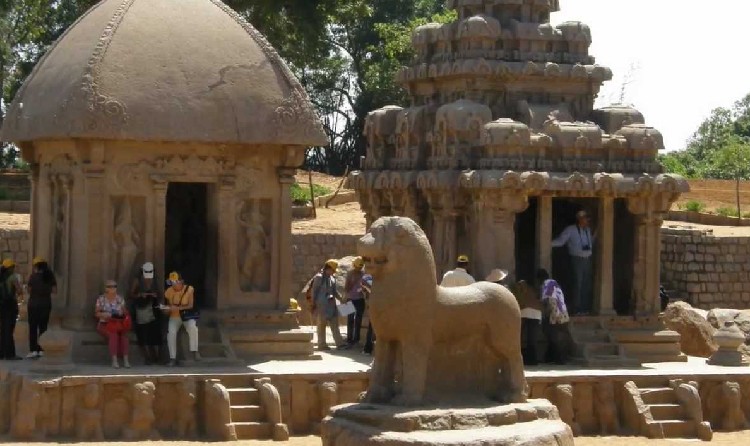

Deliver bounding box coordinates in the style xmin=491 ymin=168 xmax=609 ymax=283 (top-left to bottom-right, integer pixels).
xmin=0 ymin=0 xmax=327 ymax=147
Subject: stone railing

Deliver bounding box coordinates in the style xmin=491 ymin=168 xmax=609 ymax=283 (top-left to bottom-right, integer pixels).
xmin=661 ymin=226 xmax=750 ymax=310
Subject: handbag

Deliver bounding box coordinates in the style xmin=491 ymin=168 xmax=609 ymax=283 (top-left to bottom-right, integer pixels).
xmin=178 ymin=286 xmax=200 ymax=321
xmin=105 ymin=312 xmax=132 ymax=333
xmin=337 ymin=300 xmax=356 ymax=317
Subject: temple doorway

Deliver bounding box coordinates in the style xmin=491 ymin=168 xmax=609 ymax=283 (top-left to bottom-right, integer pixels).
xmin=165 ymin=182 xmax=218 ymax=309
xmin=515 ymin=198 xmax=537 ymax=282
xmin=551 ymin=198 xmax=599 ymax=307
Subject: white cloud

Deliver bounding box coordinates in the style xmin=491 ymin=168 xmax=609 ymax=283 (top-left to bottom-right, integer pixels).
xmin=552 ymin=0 xmax=750 ymax=151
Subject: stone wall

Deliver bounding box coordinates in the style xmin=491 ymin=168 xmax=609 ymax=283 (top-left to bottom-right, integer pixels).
xmin=291 ymin=233 xmax=362 ymax=295
xmin=0 ymin=228 xmax=31 ymax=278
xmin=661 ymin=226 xmax=750 ymax=310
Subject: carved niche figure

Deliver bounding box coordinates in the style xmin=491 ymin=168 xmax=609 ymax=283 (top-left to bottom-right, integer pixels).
xmin=434 ymin=100 xmax=492 ymax=165
xmin=595 ymin=381 xmax=619 ymax=435
xmin=52 ymin=180 xmax=67 ymax=273
xmin=544 ymin=384 xmax=579 ymax=436
xmin=357 ymin=217 xmax=527 ymax=406
xmin=75 ymin=383 xmax=104 ymax=441
xmin=12 ymin=380 xmax=45 ymax=440
xmin=318 ymin=382 xmax=338 ymax=419
xmin=113 ymin=199 xmax=140 ymax=290
xmin=175 ymin=380 xmax=197 ymax=438
xmin=704 ymin=381 xmax=748 ymax=431
xmin=204 ymin=380 xmax=237 ymax=441
xmin=124 ymin=382 xmax=160 ymax=440
xmin=237 ymin=201 xmax=270 ymax=292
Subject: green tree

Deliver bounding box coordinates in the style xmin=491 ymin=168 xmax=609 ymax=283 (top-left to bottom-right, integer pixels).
xmin=710 ymin=135 xmax=750 ymax=217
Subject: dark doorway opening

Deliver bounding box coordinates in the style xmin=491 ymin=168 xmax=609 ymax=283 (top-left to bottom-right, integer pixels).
xmin=515 ymin=198 xmax=537 ymax=282
xmin=613 ymin=199 xmax=635 ymax=315
xmin=165 ymin=182 xmax=216 ymax=309
xmin=551 ymin=198 xmax=599 ymax=307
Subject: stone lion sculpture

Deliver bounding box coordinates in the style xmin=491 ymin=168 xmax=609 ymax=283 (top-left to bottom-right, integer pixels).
xmin=357 ymin=216 xmax=527 ymax=406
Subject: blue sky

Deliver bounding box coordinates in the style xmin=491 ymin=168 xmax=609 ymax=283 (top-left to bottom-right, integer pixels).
xmin=552 ymin=0 xmax=750 ymax=152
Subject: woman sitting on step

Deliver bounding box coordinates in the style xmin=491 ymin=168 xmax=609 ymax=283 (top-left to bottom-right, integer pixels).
xmin=94 ymin=280 xmax=131 ymax=368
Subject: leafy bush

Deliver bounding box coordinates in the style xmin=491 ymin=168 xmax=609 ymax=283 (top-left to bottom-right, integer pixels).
xmin=716 ymin=207 xmax=740 ymax=217
xmin=290 ymin=182 xmax=333 ymax=205
xmin=683 ymin=200 xmax=706 ymax=213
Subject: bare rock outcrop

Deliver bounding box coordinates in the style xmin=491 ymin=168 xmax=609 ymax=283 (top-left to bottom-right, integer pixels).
xmin=662 ymin=302 xmax=717 ymax=357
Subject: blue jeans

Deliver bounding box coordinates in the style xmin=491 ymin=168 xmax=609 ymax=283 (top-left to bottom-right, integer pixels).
xmin=571 ymin=255 xmax=593 ymax=314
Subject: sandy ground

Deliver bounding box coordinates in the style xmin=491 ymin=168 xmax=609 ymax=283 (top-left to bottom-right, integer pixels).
xmin=674 ymin=179 xmax=750 ymax=212
xmin=291 ymin=202 xmax=366 ymax=235
xmin=662 ymin=220 xmax=750 ymax=237
xmin=3 ymin=431 xmax=750 ymax=445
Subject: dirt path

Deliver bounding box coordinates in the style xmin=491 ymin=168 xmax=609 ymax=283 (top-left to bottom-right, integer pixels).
xmin=292 ymin=202 xmax=365 ymax=235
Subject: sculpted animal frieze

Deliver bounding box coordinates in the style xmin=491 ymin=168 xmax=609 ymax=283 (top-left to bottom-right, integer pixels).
xmin=357 ymin=216 xmax=527 ymax=406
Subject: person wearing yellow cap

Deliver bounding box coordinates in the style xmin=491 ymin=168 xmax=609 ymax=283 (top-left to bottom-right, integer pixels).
xmin=344 ymin=257 xmax=367 ymax=347
xmin=311 ymin=260 xmax=346 ymax=350
xmin=163 ymin=272 xmax=200 ymax=366
xmin=26 ymin=257 xmax=57 ymax=358
xmin=439 ymin=255 xmax=476 ymax=287
xmin=0 ymin=259 xmax=22 ymax=360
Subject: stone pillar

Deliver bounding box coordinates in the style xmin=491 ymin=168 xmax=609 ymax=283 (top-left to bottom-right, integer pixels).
xmin=473 ymin=191 xmax=528 ymax=282
xmin=216 ymin=177 xmax=235 ymax=310
xmin=594 ymin=196 xmax=615 ymax=316
xmin=277 ymin=168 xmax=296 ymax=310
xmin=151 ymin=178 xmax=168 ymax=293
xmin=535 ymin=195 xmax=552 ymax=273
xmin=628 ymin=196 xmax=668 ymax=318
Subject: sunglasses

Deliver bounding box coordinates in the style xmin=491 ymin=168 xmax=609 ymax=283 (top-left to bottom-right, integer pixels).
xmin=106 ymin=285 xmax=117 ymax=288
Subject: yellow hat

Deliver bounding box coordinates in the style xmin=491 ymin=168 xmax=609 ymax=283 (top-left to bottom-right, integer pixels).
xmin=289 ymin=298 xmax=299 ymax=310
xmin=32 ymin=257 xmax=46 ymax=266
xmin=325 ymin=259 xmax=339 ymax=270
xmin=457 ymin=255 xmax=469 ymax=263
xmin=168 ymin=271 xmax=182 ymax=284
xmin=353 ymin=257 xmax=365 ymax=269
xmin=1 ymin=259 xmax=15 ymax=269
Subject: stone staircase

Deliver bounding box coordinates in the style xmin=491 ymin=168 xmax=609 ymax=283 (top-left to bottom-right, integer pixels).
xmin=223 ymin=377 xmax=288 ymax=441
xmin=180 ymin=321 xmax=238 ymax=364
xmin=625 ymin=382 xmax=712 ymax=440
xmin=568 ymin=318 xmax=638 ymax=367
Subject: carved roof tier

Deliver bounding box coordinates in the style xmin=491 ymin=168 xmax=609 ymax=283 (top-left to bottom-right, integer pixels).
xmin=0 ymin=0 xmax=327 ymax=147
xmin=349 ymin=170 xmax=689 ymax=197
xmin=396 ymin=60 xmax=612 ymax=86
xmin=447 ymin=0 xmax=561 ymax=21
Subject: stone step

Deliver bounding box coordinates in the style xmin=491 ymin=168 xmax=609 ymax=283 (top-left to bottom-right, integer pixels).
xmin=227 ymin=388 xmax=260 ymax=406
xmin=230 ymin=405 xmax=264 ymax=423
xmin=637 ymin=353 xmax=688 ymax=364
xmin=228 ymin=328 xmax=315 ymax=358
xmin=639 ymin=387 xmax=677 ymax=405
xmin=621 ymin=342 xmax=682 ymax=356
xmin=646 ymin=419 xmax=695 ymax=438
xmin=648 ymin=403 xmax=684 ymax=420
xmin=578 ymin=342 xmax=619 ymax=357
xmin=232 ymin=421 xmax=272 ymax=439
xmin=198 ymin=342 xmax=231 ymax=358
xmin=569 ymin=329 xmax=610 ymax=343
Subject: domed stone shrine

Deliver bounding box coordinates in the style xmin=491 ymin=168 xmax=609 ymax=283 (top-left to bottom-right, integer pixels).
xmin=0 ymin=0 xmax=327 ymax=359
xmin=350 ymin=0 xmax=689 ymax=362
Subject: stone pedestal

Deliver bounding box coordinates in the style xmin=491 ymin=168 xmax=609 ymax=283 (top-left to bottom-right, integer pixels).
xmin=321 ymin=400 xmax=574 ymax=446
xmin=708 ymin=322 xmax=749 ymax=367
xmin=35 ymin=324 xmax=75 ymax=371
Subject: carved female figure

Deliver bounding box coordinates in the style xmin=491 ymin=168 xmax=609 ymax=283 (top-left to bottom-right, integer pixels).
xmin=236 ymin=203 xmax=270 ymax=292
xmin=113 ymin=200 xmax=140 ymax=289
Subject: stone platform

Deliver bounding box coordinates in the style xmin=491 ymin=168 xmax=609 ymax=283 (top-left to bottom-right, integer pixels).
xmin=321 ymin=400 xmax=573 ymax=446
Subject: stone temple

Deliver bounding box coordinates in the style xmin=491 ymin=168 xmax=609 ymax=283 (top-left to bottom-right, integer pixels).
xmin=349 ymin=0 xmax=689 ymax=328
xmin=0 ymin=0 xmax=327 ymax=360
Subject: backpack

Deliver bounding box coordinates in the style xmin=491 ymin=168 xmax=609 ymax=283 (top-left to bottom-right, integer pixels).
xmin=0 ymin=276 xmax=14 ymax=308
xmin=303 ymin=275 xmax=316 ymax=303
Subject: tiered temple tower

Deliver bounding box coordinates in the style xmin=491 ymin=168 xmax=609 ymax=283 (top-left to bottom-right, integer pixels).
xmin=350 ymin=0 xmax=688 ymax=321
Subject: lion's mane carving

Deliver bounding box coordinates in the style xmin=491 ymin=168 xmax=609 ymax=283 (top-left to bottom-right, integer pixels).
xmin=358 ymin=216 xmax=527 ymax=406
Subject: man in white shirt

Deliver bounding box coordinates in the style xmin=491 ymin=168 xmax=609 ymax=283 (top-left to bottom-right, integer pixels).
xmin=440 ymin=255 xmax=476 ymax=287
xmin=551 ymin=210 xmax=595 ymax=315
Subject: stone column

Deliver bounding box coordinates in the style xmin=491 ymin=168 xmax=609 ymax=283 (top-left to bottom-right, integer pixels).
xmin=473 ymin=191 xmax=528 ymax=282
xmin=216 ymin=177 xmax=235 ymax=310
xmin=628 ymin=196 xmax=668 ymax=318
xmin=151 ymin=177 xmax=168 ymax=294
xmin=594 ymin=196 xmax=616 ymax=315
xmin=277 ymin=168 xmax=296 ymax=310
xmin=535 ymin=195 xmax=552 ymax=273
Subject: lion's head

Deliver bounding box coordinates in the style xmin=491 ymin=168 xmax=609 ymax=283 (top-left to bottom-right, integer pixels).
xmin=357 ymin=216 xmax=436 ymax=281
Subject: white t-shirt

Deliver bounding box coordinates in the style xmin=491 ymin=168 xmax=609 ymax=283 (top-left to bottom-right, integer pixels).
xmin=440 ymin=268 xmax=476 ymax=287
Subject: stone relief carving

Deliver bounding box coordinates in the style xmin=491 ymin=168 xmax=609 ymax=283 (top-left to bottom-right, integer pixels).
xmin=112 ymin=198 xmax=141 ymax=291
xmin=12 ymin=380 xmax=45 ymax=440
xmin=544 ymin=384 xmax=579 ymax=435
xmin=124 ymin=382 xmax=159 ymax=440
xmin=236 ymin=199 xmax=271 ymax=292
xmin=75 ymin=383 xmax=104 ymax=441
xmin=595 ymin=381 xmax=619 ymax=435
xmin=175 ymin=380 xmax=197 ymax=438
xmin=703 ymin=381 xmax=748 ymax=431
xmin=318 ymin=382 xmax=338 ymax=419
xmin=255 ymin=378 xmax=289 ymax=441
